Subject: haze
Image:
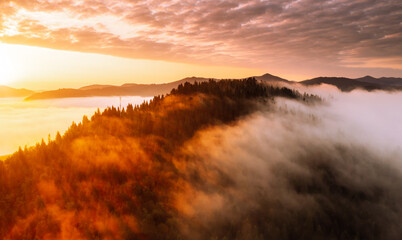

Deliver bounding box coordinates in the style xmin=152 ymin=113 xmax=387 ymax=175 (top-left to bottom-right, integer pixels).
xmin=0 ymin=96 xmax=150 ymax=155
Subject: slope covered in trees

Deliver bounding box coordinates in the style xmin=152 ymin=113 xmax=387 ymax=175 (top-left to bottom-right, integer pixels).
xmin=1 ymin=79 xmax=401 ymax=239
xmin=0 ymin=78 xmax=323 ymax=240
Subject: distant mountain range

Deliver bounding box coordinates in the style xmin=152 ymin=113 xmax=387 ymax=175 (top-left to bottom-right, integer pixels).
xmin=23 ymin=77 xmax=211 ymax=100
xmin=2 ymin=73 xmax=401 ymax=100
xmin=0 ymin=86 xmax=34 ymax=98
xmin=300 ymin=76 xmax=402 ymax=92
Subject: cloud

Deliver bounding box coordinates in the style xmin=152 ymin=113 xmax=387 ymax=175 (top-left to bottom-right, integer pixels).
xmin=172 ymin=88 xmax=402 ymax=239
xmin=0 ymin=0 xmax=401 ymax=75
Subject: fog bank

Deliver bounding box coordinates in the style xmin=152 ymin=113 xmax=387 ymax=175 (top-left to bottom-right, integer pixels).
xmin=174 ymin=87 xmax=402 ymax=239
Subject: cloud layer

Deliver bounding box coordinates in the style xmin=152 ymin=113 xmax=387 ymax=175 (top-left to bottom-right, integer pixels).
xmin=1 ymin=0 xmax=401 ymax=75
xmin=173 ymin=88 xmax=402 ymax=239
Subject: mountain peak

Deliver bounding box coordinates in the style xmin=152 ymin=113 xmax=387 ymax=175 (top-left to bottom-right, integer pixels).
xmin=262 ymin=73 xmax=276 ymax=77
xmin=255 ymin=73 xmax=290 ymax=82
xmin=360 ymin=75 xmax=376 ymax=80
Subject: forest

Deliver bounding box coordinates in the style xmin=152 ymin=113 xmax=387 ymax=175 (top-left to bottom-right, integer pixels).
xmin=2 ymin=78 xmax=401 ymax=240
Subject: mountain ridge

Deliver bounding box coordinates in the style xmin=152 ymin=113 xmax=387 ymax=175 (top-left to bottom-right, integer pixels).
xmin=300 ymin=76 xmax=402 ymax=91
xmin=0 ymin=86 xmax=35 ymax=98
xmin=10 ymin=73 xmax=402 ymax=100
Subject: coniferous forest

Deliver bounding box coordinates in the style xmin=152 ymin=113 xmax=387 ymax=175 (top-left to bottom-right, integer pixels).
xmin=0 ymin=79 xmax=315 ymax=239
xmin=1 ymin=79 xmax=402 ymax=240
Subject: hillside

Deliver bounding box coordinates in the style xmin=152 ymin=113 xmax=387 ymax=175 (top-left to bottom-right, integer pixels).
xmin=0 ymin=86 xmax=34 ymax=98
xmin=300 ymin=76 xmax=402 ymax=91
xmin=355 ymin=76 xmax=402 ymax=86
xmin=1 ymin=79 xmax=401 ymax=239
xmin=1 ymin=79 xmax=319 ymax=240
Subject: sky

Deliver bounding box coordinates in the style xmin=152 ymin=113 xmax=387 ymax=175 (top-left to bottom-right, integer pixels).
xmin=0 ymin=0 xmax=401 ymax=89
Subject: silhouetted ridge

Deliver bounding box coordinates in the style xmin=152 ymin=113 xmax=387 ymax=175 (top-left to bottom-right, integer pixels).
xmin=172 ymin=78 xmax=286 ymax=98
xmin=300 ymin=76 xmax=402 ymax=91
xmin=22 ymin=73 xmax=402 ymax=100
xmin=255 ymin=73 xmax=290 ymax=82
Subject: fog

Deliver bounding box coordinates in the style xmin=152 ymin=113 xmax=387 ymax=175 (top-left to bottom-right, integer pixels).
xmin=0 ymin=96 xmax=151 ymax=155
xmin=174 ymin=86 xmax=402 ymax=239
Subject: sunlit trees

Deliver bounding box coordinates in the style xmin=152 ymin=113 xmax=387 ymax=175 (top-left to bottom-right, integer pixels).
xmin=0 ymin=79 xmax=319 ymax=240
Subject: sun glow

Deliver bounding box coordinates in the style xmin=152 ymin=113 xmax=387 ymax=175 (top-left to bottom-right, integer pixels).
xmin=0 ymin=43 xmax=20 ymax=85
xmin=0 ymin=43 xmax=263 ymax=90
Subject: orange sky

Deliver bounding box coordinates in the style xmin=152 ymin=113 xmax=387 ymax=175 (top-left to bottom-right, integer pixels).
xmin=0 ymin=0 xmax=401 ymax=89
xmin=0 ymin=43 xmax=265 ymax=90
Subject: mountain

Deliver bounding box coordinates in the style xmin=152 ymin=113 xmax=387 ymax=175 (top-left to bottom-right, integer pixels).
xmin=300 ymin=76 xmax=402 ymax=91
xmin=79 ymin=84 xmax=115 ymax=90
xmin=0 ymin=86 xmax=34 ymax=98
xmin=23 ymin=73 xmax=402 ymax=100
xmin=25 ymin=77 xmax=211 ymax=100
xmin=355 ymin=76 xmax=402 ymax=86
xmin=254 ymin=73 xmax=290 ymax=83
xmin=25 ymin=74 xmax=291 ymax=101
xmin=0 ymin=79 xmax=320 ymax=240
xmin=1 ymin=79 xmax=400 ymax=239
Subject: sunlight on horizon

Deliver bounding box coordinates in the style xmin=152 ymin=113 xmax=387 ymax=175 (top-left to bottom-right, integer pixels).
xmin=0 ymin=42 xmax=264 ymax=90
xmin=0 ymin=96 xmax=151 ymax=156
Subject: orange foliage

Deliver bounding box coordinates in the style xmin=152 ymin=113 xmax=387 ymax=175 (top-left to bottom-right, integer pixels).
xmin=0 ymin=79 xmax=314 ymax=239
